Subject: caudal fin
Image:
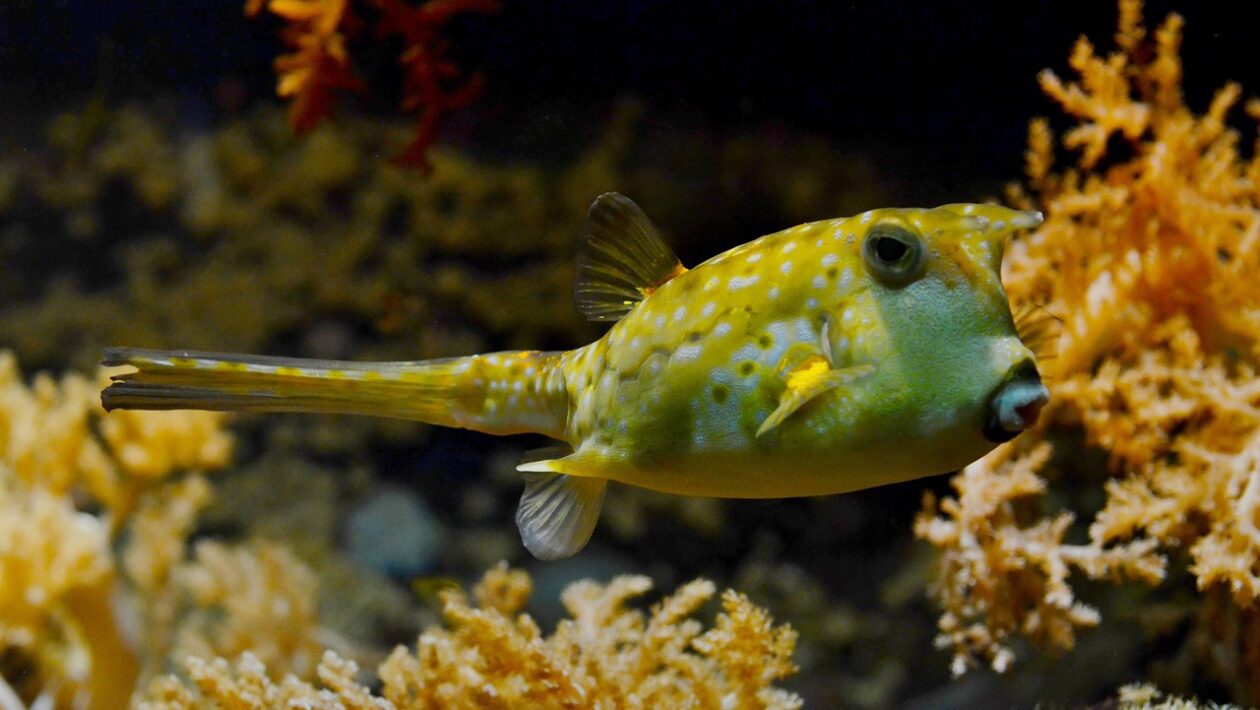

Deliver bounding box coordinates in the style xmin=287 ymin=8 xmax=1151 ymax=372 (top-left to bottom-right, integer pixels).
xmin=101 ymin=347 xmax=567 ymax=437
xmin=101 ymin=347 xmax=471 ymax=420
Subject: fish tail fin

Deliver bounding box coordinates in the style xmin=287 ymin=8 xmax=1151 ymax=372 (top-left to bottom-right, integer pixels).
xmin=101 ymin=347 xmax=569 ymax=438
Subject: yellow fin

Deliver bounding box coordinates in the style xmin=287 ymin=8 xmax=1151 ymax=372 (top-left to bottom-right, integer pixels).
xmin=1013 ymin=304 xmax=1062 ymax=379
xmin=574 ymin=192 xmax=687 ymax=322
xmin=757 ymin=358 xmax=874 ymax=437
xmin=514 ymin=468 xmax=606 ymax=560
xmin=516 ymin=445 xmax=573 ymax=473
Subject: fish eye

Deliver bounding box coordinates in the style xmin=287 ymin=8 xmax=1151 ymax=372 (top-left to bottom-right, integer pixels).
xmin=861 ymin=224 xmax=925 ymax=288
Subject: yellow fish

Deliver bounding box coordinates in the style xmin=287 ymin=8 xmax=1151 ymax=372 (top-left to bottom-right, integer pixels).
xmin=102 ymin=193 xmax=1054 ymax=559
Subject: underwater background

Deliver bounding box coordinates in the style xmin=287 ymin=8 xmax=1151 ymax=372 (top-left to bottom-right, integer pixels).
xmin=3 ymin=1 xmax=1260 ymax=707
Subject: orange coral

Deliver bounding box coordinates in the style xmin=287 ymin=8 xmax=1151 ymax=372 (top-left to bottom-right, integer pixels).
xmin=915 ymin=442 xmax=1164 ymax=676
xmin=0 ymin=351 xmax=235 ymax=707
xmin=249 ymin=0 xmax=364 ymax=134
xmin=174 ymin=541 xmax=324 ymax=680
xmin=141 ymin=563 xmax=802 ymax=709
xmin=919 ymin=0 xmax=1260 ymax=699
xmin=248 ymin=0 xmax=498 ymax=170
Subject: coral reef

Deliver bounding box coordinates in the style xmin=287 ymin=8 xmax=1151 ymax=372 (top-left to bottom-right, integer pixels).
xmin=139 ymin=563 xmax=801 ymax=709
xmin=917 ymin=0 xmax=1260 ymax=701
xmin=1 ymin=91 xmax=900 ymax=703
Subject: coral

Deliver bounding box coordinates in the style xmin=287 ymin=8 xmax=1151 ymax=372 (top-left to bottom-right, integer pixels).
xmin=123 ymin=475 xmax=215 ymax=680
xmin=1117 ymin=683 xmax=1243 ymax=710
xmin=174 ymin=541 xmax=324 ymax=680
xmin=914 ymin=442 xmax=1163 ymax=676
xmin=0 ymin=483 xmax=113 ymax=701
xmin=259 ymin=0 xmax=364 ymax=135
xmin=919 ymin=0 xmax=1260 ymax=699
xmin=247 ymin=0 xmax=499 ymax=170
xmin=0 ymin=351 xmax=234 ymax=707
xmin=138 ymin=651 xmax=389 ymax=710
xmin=140 ymin=563 xmax=802 ymax=709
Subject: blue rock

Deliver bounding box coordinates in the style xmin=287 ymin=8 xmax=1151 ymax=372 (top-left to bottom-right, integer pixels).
xmin=346 ymin=485 xmax=445 ymax=579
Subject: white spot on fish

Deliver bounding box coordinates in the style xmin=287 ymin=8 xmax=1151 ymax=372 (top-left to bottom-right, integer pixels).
xmin=729 ymin=275 xmax=759 ymax=290
xmin=812 ymin=275 xmax=826 ymax=289
xmin=780 ymin=261 xmax=793 ymax=275
xmin=806 ymin=297 xmax=819 ymax=310
xmin=747 ymin=252 xmax=763 ymax=263
xmin=815 ymin=238 xmax=824 ymax=247
xmin=702 ymin=302 xmax=717 ymax=317
xmin=673 ymin=306 xmax=687 ymax=321
xmin=705 ymin=276 xmax=720 ymax=291
xmin=860 ymin=212 xmax=873 ymax=223
xmin=714 ymin=322 xmax=732 ymax=337
xmin=782 ymin=242 xmax=797 ymax=254
xmin=655 ymin=314 xmax=666 ymax=329
xmin=730 ymin=341 xmax=760 ymax=363
xmin=767 ymin=286 xmax=780 ymax=300
xmin=838 ymin=267 xmax=852 ymax=288
xmin=673 ymin=343 xmax=702 ymax=363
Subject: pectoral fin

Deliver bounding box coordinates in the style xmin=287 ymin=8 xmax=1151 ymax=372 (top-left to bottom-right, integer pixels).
xmin=757 ymin=358 xmax=874 ymax=437
xmin=1013 ymin=303 xmax=1062 ymax=380
xmin=515 ymin=454 xmax=607 ymax=560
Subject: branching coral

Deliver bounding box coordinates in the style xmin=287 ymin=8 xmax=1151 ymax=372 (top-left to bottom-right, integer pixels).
xmin=915 ymin=442 xmax=1164 ymax=676
xmin=141 ymin=563 xmax=802 ymax=709
xmin=247 ymin=0 xmax=499 ymax=170
xmin=174 ymin=540 xmax=324 ymax=680
xmin=0 ymin=351 xmax=234 ymax=707
xmin=918 ymin=0 xmax=1260 ymax=699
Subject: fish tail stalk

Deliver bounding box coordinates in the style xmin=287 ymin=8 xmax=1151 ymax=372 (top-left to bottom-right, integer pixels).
xmin=101 ymin=348 xmax=569 ymax=439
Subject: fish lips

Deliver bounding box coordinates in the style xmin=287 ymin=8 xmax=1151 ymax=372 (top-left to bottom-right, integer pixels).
xmin=983 ymin=361 xmax=1049 ymax=443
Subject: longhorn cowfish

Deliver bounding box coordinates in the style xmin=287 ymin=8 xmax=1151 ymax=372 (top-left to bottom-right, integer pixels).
xmin=102 ymin=193 xmax=1055 ymax=559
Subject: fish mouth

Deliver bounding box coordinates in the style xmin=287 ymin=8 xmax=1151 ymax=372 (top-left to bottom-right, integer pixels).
xmin=982 ymin=360 xmax=1049 ymax=443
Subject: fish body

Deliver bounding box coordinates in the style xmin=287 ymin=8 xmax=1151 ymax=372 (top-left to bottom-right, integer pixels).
xmin=103 ymin=194 xmax=1052 ymax=559
xmin=556 ymin=206 xmax=1036 ymax=499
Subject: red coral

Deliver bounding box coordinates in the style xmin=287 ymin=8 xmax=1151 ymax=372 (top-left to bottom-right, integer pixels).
xmin=247 ymin=0 xmax=498 ymax=170
xmin=375 ymin=0 xmax=499 ymax=170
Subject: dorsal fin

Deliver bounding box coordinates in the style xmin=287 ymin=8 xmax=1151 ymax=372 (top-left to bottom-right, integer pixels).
xmin=574 ymin=193 xmax=686 ymax=322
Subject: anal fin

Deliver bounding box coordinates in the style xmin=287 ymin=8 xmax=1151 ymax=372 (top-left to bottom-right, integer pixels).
xmin=515 ymin=452 xmax=607 ymax=560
